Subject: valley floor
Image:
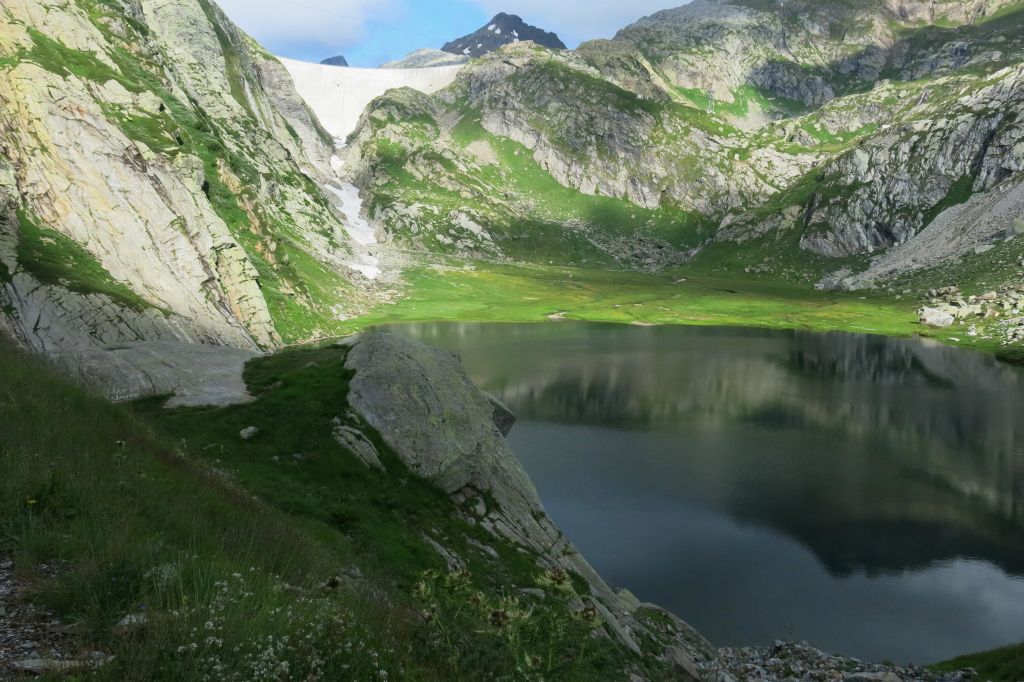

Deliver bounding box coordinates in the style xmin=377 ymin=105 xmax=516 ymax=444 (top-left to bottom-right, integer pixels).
xmin=342 ymin=260 xmax=1005 ymax=357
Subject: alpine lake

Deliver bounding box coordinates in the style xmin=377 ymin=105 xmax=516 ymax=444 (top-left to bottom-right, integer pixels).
xmin=378 ymin=321 xmax=1024 ymax=665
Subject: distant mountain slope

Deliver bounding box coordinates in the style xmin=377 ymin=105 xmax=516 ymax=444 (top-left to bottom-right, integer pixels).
xmin=382 ymin=48 xmax=470 ymax=69
xmin=320 ymin=54 xmax=348 ymax=66
xmin=614 ymin=0 xmax=1023 ymax=105
xmin=343 ymin=0 xmax=1024 ymax=306
xmin=441 ymin=12 xmax=566 ymax=58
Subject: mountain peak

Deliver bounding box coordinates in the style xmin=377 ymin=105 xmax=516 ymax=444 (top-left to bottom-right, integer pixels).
xmin=320 ymin=55 xmax=348 ymax=67
xmin=441 ymin=13 xmax=566 ymax=58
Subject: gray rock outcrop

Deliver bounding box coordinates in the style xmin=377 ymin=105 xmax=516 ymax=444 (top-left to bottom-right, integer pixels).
xmin=342 ymin=332 xmax=714 ymax=678
xmin=53 ymin=341 xmax=259 ymax=406
xmin=0 ymin=0 xmax=374 ymax=356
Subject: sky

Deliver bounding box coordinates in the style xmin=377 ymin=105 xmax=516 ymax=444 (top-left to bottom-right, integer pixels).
xmin=216 ymin=0 xmax=683 ymax=67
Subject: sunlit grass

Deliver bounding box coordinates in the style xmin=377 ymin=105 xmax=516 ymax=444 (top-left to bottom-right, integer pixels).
xmin=342 ymin=261 xmax=922 ymax=339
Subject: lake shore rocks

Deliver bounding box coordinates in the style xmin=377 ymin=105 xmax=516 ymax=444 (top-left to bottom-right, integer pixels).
xmin=918 ymin=283 xmax=1024 ymax=342
xmin=707 ymin=641 xmax=973 ymax=682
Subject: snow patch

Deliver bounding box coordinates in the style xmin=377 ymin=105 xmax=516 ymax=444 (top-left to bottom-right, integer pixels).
xmin=324 ymin=182 xmax=376 ymax=246
xmin=323 ymin=179 xmax=381 ymax=280
xmin=494 ymin=28 xmax=501 ymax=35
xmin=487 ymin=24 xmax=496 ymax=31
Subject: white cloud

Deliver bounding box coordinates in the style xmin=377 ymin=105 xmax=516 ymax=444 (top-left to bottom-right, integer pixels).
xmin=466 ymin=1 xmax=682 ymax=45
xmin=216 ymin=0 xmax=401 ymax=53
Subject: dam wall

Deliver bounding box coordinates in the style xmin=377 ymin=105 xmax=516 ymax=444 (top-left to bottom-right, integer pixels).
xmin=279 ymin=58 xmax=465 ymax=142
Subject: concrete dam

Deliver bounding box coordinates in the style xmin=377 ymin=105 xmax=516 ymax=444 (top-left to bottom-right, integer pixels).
xmin=279 ymin=58 xmax=465 ymax=142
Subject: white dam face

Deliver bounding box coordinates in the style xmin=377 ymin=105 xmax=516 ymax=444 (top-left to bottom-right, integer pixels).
xmin=279 ymin=58 xmax=465 ymax=142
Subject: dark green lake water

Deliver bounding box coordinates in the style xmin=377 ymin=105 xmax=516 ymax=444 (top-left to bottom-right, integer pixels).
xmin=380 ymin=322 xmax=1024 ymax=664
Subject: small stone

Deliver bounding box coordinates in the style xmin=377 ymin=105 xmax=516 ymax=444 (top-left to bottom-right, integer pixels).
xmin=239 ymin=426 xmax=259 ymax=441
xmin=473 ymin=497 xmax=487 ymax=517
xmin=332 ymin=421 xmax=385 ymax=471
xmin=117 ymin=612 xmax=148 ymax=629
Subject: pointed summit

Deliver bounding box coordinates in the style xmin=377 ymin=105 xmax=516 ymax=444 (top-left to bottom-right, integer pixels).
xmin=440 ymin=13 xmax=566 ymax=58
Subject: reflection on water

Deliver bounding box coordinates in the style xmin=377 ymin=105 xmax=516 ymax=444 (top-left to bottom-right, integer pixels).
xmin=378 ymin=322 xmax=1024 ymax=663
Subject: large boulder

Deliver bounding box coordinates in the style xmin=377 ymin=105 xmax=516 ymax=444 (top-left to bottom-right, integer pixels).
xmin=919 ymin=307 xmax=955 ymax=328
xmin=343 ymin=331 xmax=525 ymax=495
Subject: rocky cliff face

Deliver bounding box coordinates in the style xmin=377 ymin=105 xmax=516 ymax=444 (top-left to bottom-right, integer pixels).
xmin=0 ymin=0 xmax=371 ymax=354
xmin=616 ymin=0 xmax=1019 ymax=104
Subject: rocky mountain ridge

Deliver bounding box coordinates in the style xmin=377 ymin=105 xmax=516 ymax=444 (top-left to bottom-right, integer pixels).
xmin=441 ymin=12 xmax=566 ymax=58
xmin=382 ymin=48 xmax=469 ymax=69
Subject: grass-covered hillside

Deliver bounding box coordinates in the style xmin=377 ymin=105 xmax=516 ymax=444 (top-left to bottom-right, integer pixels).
xmin=931 ymin=642 xmax=1024 ymax=681
xmin=0 ymin=339 xmax=687 ymax=681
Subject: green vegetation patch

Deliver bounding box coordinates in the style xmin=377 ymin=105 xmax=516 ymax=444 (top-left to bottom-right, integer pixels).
xmin=0 ymin=341 xmax=397 ymax=680
xmin=449 ymin=115 xmax=714 ymax=251
xmin=677 ymin=84 xmax=808 ymax=120
xmin=922 ymin=174 xmax=976 ymax=227
xmin=340 ymin=261 xmax=918 ymax=341
xmin=137 ymin=346 xmax=654 ymax=679
xmin=23 ymin=28 xmax=139 ymax=92
xmin=798 ymin=119 xmax=879 ymax=147
xmin=141 ymin=348 xmax=537 ymax=590
xmin=196 ymin=0 xmax=254 ymax=117
xmin=931 ymin=642 xmax=1024 ymax=682
xmin=0 ymin=339 xmax=656 ymax=680
xmin=15 ymin=208 xmax=152 ymax=311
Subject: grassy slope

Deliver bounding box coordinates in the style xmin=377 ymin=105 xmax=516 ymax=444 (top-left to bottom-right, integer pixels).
xmin=342 ymin=260 xmax=933 ymax=341
xmin=0 ymin=340 xmax=662 ymax=681
xmin=931 ymin=643 xmax=1024 ymax=681
xmin=14 ymin=208 xmax=154 ymax=313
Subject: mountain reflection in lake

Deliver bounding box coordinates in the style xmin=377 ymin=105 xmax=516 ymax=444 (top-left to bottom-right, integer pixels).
xmin=377 ymin=322 xmax=1024 ymax=664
